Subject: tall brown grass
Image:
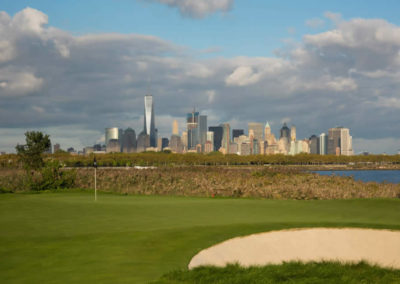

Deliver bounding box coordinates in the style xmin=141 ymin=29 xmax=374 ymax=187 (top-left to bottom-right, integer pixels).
xmin=1 ymin=167 xmax=399 ymax=199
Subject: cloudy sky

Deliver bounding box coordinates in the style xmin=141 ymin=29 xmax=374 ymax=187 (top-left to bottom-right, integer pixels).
xmin=1 ymin=0 xmax=400 ymax=154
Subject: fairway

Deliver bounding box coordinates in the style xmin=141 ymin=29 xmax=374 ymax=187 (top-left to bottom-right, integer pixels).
xmin=1 ymin=192 xmax=400 ymax=283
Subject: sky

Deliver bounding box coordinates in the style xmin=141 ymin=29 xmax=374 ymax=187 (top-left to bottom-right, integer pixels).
xmin=1 ymin=0 xmax=400 ymax=154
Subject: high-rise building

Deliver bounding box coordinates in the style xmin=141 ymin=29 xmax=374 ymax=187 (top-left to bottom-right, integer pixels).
xmin=208 ymin=126 xmax=223 ymax=151
xmin=248 ymin=122 xmax=263 ymax=141
xmin=105 ymin=127 xmax=120 ymax=146
xmin=181 ymin=131 xmax=188 ymax=150
xmin=327 ymin=127 xmax=353 ymax=156
xmin=309 ymin=135 xmax=319 ymax=154
xmin=204 ymin=141 xmax=213 ymax=153
xmin=232 ymin=129 xmax=244 ymax=139
xmin=221 ymin=123 xmax=231 ymax=153
xmin=187 ymin=110 xmax=199 ymax=150
xmin=106 ymin=139 xmax=121 ymax=153
xmin=122 ymin=128 xmax=136 ymax=153
xmin=280 ymin=123 xmax=290 ymax=140
xmin=339 ymin=128 xmax=353 ymax=156
xmin=137 ymin=132 xmax=150 ymax=152
xmin=319 ymin=133 xmax=327 ymax=155
xmin=206 ymin=131 xmax=214 ymax=149
xmin=264 ymin=122 xmax=278 ymax=154
xmin=199 ymin=115 xmax=207 ymax=149
xmin=169 ymin=135 xmax=183 ymax=153
xmin=158 ymin=137 xmax=169 ymax=151
xmin=291 ymin=125 xmax=296 ymax=142
xmin=172 ymin=120 xmax=179 ymax=135
xmin=144 ymin=94 xmax=156 ymax=147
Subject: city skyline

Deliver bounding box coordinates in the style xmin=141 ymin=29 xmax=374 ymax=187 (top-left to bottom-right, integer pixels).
xmin=1 ymin=2 xmax=400 ymax=154
xmin=78 ymin=93 xmax=354 ymax=156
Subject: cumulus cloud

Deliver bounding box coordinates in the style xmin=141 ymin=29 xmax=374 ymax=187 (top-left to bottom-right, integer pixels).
xmin=149 ymin=0 xmax=233 ymax=18
xmin=1 ymin=7 xmax=400 ymax=154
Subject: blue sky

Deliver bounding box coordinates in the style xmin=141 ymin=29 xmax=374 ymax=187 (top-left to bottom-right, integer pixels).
xmin=3 ymin=0 xmax=400 ymax=57
xmin=1 ymin=0 xmax=400 ymax=154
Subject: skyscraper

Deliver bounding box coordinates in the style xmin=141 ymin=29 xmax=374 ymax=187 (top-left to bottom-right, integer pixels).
xmin=187 ymin=110 xmax=199 ymax=150
xmin=172 ymin=120 xmax=179 ymax=135
xmin=291 ymin=125 xmax=296 ymax=142
xmin=122 ymin=128 xmax=136 ymax=153
xmin=319 ymin=133 xmax=327 ymax=155
xmin=232 ymin=129 xmax=244 ymax=139
xmin=327 ymin=127 xmax=353 ymax=156
xmin=105 ymin=127 xmax=120 ymax=146
xmin=248 ymin=122 xmax=263 ymax=141
xmin=309 ymin=135 xmax=319 ymax=154
xmin=280 ymin=123 xmax=291 ymax=140
xmin=199 ymin=115 xmax=207 ymax=149
xmin=221 ymin=123 xmax=231 ymax=153
xmin=208 ymin=126 xmax=223 ymax=151
xmin=144 ymin=94 xmax=156 ymax=147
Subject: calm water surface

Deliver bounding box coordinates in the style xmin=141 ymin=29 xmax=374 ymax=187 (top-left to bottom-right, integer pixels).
xmin=313 ymin=170 xmax=400 ymax=184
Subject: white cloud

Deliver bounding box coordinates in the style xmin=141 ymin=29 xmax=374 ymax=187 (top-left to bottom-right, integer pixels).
xmin=11 ymin=7 xmax=48 ymax=34
xmin=225 ymin=66 xmax=262 ymax=86
xmin=149 ymin=0 xmax=233 ymax=18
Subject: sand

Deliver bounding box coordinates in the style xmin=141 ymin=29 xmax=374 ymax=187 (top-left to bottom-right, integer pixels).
xmin=189 ymin=228 xmax=400 ymax=269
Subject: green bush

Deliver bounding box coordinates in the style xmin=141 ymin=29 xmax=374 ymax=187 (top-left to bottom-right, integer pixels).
xmin=26 ymin=161 xmax=76 ymax=191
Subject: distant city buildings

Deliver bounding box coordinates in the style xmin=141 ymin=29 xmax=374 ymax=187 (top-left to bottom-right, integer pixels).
xmin=79 ymin=92 xmax=355 ymax=156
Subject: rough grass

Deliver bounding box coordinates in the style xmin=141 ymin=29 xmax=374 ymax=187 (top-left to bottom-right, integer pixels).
xmin=153 ymin=262 xmax=400 ymax=284
xmin=1 ymin=193 xmax=400 ymax=283
xmin=2 ymin=167 xmax=399 ymax=199
xmin=74 ymin=167 xmax=400 ymax=199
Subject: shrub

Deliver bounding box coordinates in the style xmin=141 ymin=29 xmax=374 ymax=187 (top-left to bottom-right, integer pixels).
xmin=26 ymin=161 xmax=76 ymax=191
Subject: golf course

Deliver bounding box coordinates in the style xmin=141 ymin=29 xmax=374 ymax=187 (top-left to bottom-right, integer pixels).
xmin=1 ymin=191 xmax=400 ymax=283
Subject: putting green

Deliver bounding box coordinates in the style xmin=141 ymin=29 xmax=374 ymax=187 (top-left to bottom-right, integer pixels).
xmin=1 ymin=192 xmax=400 ymax=283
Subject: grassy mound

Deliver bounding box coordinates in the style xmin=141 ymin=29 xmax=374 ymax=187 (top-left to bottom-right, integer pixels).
xmin=153 ymin=262 xmax=400 ymax=284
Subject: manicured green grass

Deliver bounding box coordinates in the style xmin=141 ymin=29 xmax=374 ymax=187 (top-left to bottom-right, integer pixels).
xmin=153 ymin=262 xmax=400 ymax=284
xmin=1 ymin=192 xmax=400 ymax=283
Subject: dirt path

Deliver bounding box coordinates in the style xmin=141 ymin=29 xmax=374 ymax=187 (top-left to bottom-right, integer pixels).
xmin=189 ymin=228 xmax=400 ymax=269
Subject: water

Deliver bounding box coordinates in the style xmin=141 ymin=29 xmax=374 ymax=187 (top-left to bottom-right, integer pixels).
xmin=313 ymin=170 xmax=400 ymax=184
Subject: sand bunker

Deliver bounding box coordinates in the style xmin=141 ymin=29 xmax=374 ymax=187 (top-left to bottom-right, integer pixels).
xmin=189 ymin=228 xmax=400 ymax=269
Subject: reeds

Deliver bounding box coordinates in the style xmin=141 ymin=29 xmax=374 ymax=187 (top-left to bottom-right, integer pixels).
xmin=1 ymin=166 xmax=399 ymax=199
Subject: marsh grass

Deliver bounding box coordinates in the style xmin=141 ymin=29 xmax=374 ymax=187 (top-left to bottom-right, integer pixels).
xmin=1 ymin=166 xmax=399 ymax=199
xmin=71 ymin=167 xmax=400 ymax=199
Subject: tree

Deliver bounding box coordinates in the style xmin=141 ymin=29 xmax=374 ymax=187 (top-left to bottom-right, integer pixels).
xmin=16 ymin=131 xmax=51 ymax=170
